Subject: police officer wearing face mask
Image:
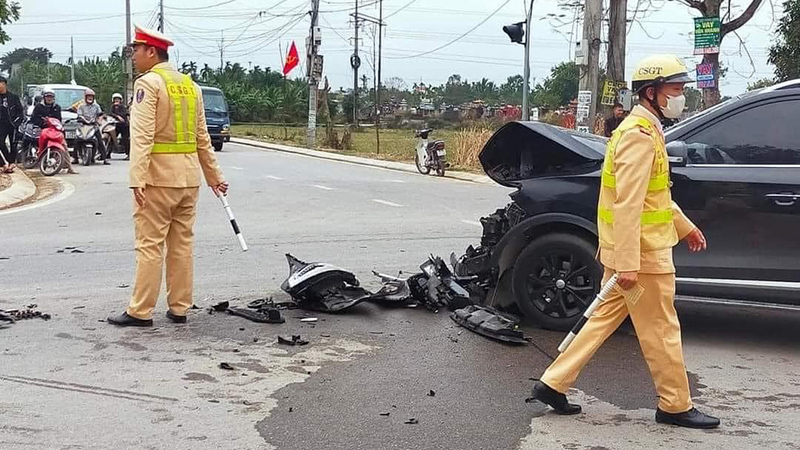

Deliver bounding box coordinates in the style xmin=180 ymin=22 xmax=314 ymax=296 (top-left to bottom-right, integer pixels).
xmin=529 ymin=55 xmax=719 ymax=430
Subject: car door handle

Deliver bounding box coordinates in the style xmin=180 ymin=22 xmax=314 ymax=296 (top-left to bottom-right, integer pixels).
xmin=766 ymin=193 xmax=799 ymax=206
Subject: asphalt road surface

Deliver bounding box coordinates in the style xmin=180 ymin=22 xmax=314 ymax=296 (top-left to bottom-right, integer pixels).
xmin=1 ymin=143 xmax=798 ymax=450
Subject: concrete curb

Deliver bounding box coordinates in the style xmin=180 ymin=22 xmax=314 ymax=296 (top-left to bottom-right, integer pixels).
xmin=0 ymin=170 xmax=36 ymax=210
xmin=231 ymin=137 xmax=493 ymax=184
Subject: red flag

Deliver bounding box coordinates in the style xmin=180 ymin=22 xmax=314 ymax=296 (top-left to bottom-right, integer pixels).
xmin=283 ymin=42 xmax=299 ymax=76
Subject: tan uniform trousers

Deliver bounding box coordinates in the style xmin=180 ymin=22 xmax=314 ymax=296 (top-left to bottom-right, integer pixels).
xmin=127 ymin=185 xmax=199 ymax=320
xmin=540 ymin=268 xmax=692 ymax=414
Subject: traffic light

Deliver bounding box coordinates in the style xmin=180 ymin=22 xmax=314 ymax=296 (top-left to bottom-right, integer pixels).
xmin=503 ymin=22 xmax=525 ymax=45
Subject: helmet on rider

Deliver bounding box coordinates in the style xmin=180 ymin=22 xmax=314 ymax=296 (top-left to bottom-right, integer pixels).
xmin=631 ymin=54 xmax=694 ymax=120
xmin=112 ymin=93 xmax=123 ymax=101
xmin=84 ymin=88 xmax=96 ymax=104
xmin=43 ymin=89 xmax=55 ymax=105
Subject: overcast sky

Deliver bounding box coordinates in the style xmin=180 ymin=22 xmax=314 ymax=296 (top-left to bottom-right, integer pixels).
xmin=3 ymin=0 xmax=781 ymax=96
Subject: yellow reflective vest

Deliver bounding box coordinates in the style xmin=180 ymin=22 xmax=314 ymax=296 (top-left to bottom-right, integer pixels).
xmin=597 ymin=116 xmax=679 ymax=260
xmin=150 ymin=68 xmax=198 ymax=154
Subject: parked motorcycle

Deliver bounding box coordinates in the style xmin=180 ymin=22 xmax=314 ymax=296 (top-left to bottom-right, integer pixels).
xmin=74 ymin=117 xmax=101 ymax=166
xmin=35 ymin=117 xmax=68 ymax=176
xmin=16 ymin=117 xmax=42 ymax=169
xmin=414 ymin=128 xmax=448 ymax=177
xmin=98 ymin=114 xmax=120 ymax=158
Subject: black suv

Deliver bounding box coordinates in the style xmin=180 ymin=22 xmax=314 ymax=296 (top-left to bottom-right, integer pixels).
xmin=459 ymin=80 xmax=800 ymax=331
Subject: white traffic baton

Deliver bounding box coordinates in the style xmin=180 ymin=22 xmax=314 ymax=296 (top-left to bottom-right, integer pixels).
xmin=218 ymin=194 xmax=248 ymax=252
xmin=557 ymin=274 xmax=619 ymax=353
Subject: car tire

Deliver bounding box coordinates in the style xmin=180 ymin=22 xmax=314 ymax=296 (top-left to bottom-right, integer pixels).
xmin=511 ymin=233 xmax=602 ymax=331
xmin=213 ymin=142 xmax=223 ymax=152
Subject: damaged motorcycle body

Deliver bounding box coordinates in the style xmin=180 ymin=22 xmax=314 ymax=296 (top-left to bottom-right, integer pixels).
xmin=281 ymin=254 xmax=372 ymax=312
xmin=407 ymin=256 xmax=473 ymax=313
xmin=451 ymin=305 xmax=527 ymax=345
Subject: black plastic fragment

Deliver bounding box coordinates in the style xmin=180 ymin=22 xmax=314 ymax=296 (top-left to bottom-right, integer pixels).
xmin=219 ymin=362 xmax=235 ymax=370
xmin=450 ymin=305 xmax=527 ymax=345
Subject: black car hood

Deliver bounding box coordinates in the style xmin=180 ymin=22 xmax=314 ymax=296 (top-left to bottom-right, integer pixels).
xmin=479 ymin=121 xmax=606 ymax=187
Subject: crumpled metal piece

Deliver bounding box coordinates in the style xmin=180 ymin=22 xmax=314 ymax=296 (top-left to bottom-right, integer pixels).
xmin=406 ymin=255 xmax=473 ymax=313
xmin=369 ymin=271 xmax=413 ymax=304
xmin=450 ymin=305 xmax=527 ymax=345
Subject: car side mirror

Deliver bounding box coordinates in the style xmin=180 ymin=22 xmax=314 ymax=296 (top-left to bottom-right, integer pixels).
xmin=666 ymin=141 xmax=688 ymax=167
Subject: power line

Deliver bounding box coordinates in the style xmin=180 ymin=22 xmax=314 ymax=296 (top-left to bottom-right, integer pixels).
xmin=384 ymin=0 xmax=419 ymax=19
xmin=165 ymin=0 xmax=238 ymax=11
xmin=386 ymin=0 xmax=514 ymax=60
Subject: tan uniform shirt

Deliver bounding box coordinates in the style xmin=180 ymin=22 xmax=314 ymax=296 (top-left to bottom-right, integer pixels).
xmin=599 ymin=105 xmax=696 ymax=274
xmin=129 ymin=62 xmax=224 ymax=189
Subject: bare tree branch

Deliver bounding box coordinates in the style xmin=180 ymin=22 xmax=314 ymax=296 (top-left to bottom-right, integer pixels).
xmin=678 ymin=0 xmax=708 ymax=14
xmin=636 ymin=16 xmax=666 ymax=39
xmin=722 ymin=0 xmax=764 ymax=36
xmin=730 ymin=29 xmax=757 ymax=78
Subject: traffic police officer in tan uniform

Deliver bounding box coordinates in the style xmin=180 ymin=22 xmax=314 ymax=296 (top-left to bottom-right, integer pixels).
xmin=529 ymin=55 xmax=720 ymax=429
xmin=108 ymin=25 xmax=228 ymax=327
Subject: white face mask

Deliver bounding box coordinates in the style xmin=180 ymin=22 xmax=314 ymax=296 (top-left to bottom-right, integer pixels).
xmin=660 ymin=94 xmax=685 ymax=119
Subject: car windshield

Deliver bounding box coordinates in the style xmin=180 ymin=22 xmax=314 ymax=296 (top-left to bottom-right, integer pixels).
xmin=665 ymin=91 xmax=758 ymax=137
xmin=53 ymin=88 xmax=86 ymax=111
xmin=203 ymin=91 xmax=228 ymax=113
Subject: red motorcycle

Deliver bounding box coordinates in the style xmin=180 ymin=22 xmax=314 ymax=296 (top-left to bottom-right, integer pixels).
xmin=36 ymin=117 xmax=68 ymax=176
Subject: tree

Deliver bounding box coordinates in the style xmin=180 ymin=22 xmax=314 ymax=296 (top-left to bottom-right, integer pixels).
xmin=532 ymin=62 xmax=579 ymax=108
xmin=498 ymin=75 xmax=524 ymax=105
xmin=679 ymin=0 xmax=764 ymax=106
xmin=684 ymin=86 xmax=703 ymax=112
xmin=768 ymin=0 xmax=800 ymax=82
xmin=0 ymin=1 xmax=20 ymax=45
xmin=746 ymin=77 xmax=776 ymax=91
xmin=470 ymin=78 xmax=498 ymax=103
xmin=1 ymin=47 xmax=52 ymax=72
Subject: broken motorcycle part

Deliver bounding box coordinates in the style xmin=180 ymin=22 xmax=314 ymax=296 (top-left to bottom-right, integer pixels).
xmin=280 ymin=254 xmax=371 ymax=312
xmin=227 ymin=306 xmax=285 ymax=324
xmin=212 ymin=301 xmax=230 ymax=312
xmin=407 ymin=256 xmax=473 ymax=312
xmin=450 ymin=305 xmax=527 ymax=345
xmin=369 ymin=271 xmax=413 ymax=304
xmin=277 ymin=335 xmax=309 ymax=346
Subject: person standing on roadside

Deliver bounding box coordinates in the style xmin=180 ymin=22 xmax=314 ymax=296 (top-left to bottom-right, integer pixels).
xmin=529 ymin=55 xmax=719 ymax=430
xmin=0 ymin=76 xmax=24 ymax=173
xmin=107 ymin=25 xmax=228 ymax=328
xmin=604 ymin=103 xmax=626 ymax=137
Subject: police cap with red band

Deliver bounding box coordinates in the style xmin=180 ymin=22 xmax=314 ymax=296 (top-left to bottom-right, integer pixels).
xmin=131 ymin=25 xmax=174 ymax=51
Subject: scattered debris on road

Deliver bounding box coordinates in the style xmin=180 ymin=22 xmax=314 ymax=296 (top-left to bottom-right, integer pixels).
xmin=278 ymin=335 xmax=309 ymax=346
xmin=450 ymin=305 xmax=527 ymax=345
xmin=379 ymin=412 xmax=390 ymax=417
xmin=219 ymin=362 xmax=235 ymax=371
xmin=427 ymin=390 xmax=436 ymax=397
xmin=300 ymin=317 xmax=318 ymax=322
xmin=0 ymin=305 xmax=52 ymax=327
xmin=227 ymin=306 xmax=285 ymax=324
xmin=117 ymin=284 xmax=130 ymax=288
xmin=211 ymin=301 xmax=230 ymax=312
xmin=404 ymin=418 xmax=419 ymax=425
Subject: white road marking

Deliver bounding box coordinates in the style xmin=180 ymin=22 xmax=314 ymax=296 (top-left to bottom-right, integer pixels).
xmin=460 ymin=220 xmax=483 ymax=227
xmin=312 ymin=184 xmax=334 ymax=191
xmin=372 ymin=199 xmax=403 ymax=207
xmin=265 ymin=175 xmax=284 ymax=180
xmin=385 ymin=179 xmax=405 ymax=183
xmin=228 ymin=166 xmax=244 ymax=171
xmin=0 ymin=179 xmax=75 ymax=217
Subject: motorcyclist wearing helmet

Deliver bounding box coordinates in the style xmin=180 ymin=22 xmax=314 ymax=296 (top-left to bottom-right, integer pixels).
xmin=31 ymin=90 xmax=76 ymax=174
xmin=77 ymin=88 xmax=109 ymax=164
xmin=31 ymin=89 xmax=62 ymax=129
xmin=530 ymin=55 xmax=719 ymax=430
xmin=110 ymin=92 xmax=130 ymax=160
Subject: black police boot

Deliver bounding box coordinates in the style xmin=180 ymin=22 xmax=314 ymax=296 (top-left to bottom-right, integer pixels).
xmin=166 ymin=310 xmax=187 ymax=324
xmin=656 ymin=407 xmax=720 ymax=429
xmin=107 ymin=312 xmax=153 ymax=327
xmin=530 ymin=381 xmax=582 ymax=415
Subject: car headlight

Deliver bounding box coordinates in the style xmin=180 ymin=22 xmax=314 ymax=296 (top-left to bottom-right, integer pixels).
xmin=221 ymin=124 xmax=230 ymax=132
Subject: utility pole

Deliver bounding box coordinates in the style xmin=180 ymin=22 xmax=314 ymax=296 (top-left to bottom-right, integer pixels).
xmin=70 ymin=37 xmax=76 ymax=85
xmin=307 ymin=0 xmax=321 ymax=147
xmin=376 ymin=0 xmax=383 ymax=154
xmin=219 ymin=31 xmax=224 ymax=72
xmin=578 ymin=0 xmax=602 ymax=132
xmin=125 ymin=0 xmax=133 ymax=103
xmin=352 ymin=0 xmax=360 ymax=127
xmin=159 ymin=0 xmax=165 ymax=32
xmin=522 ymin=0 xmax=533 ymax=120
xmin=502 ymin=0 xmax=534 ymax=121
xmin=352 ymin=9 xmax=384 ymax=141
xmin=607 ymin=0 xmax=627 ymax=106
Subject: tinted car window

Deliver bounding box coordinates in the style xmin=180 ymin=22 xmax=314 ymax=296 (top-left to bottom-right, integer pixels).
xmin=685 ymin=99 xmax=800 ymax=164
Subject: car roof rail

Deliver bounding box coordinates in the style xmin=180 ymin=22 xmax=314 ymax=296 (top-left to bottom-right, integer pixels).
xmin=763 ymin=79 xmax=800 ymax=92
